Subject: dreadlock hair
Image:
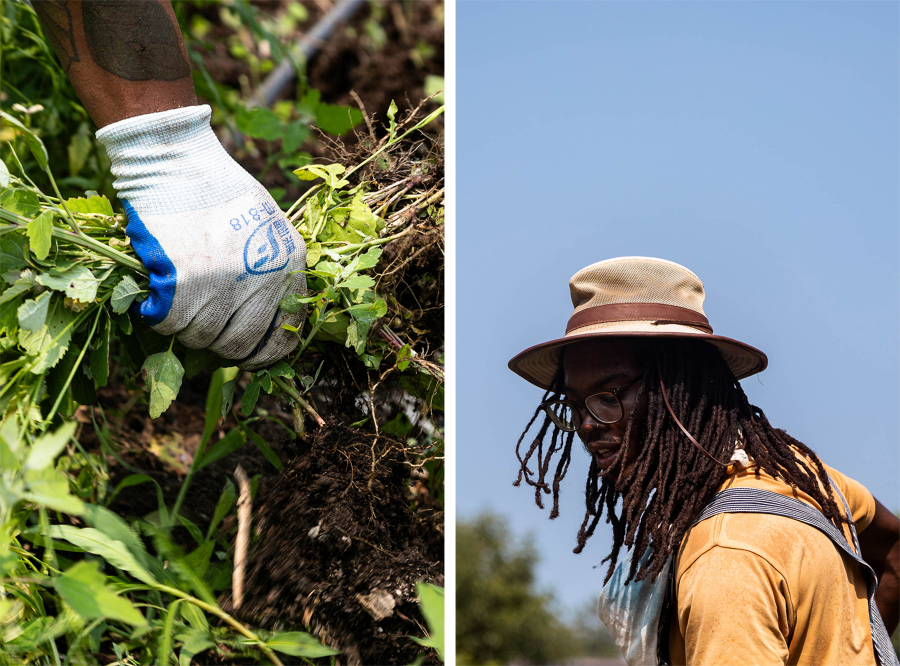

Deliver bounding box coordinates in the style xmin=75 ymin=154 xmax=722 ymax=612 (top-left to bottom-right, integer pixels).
xmin=513 ymin=337 xmax=847 ymax=586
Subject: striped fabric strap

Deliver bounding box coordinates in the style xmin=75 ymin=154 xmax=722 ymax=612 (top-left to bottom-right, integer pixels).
xmin=692 ymin=487 xmax=898 ymax=666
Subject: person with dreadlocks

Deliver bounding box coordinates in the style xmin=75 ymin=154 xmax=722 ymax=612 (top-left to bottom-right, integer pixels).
xmin=507 ymin=257 xmax=899 ymax=666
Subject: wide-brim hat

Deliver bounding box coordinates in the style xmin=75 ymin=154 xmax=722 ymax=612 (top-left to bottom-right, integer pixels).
xmin=508 ymin=257 xmax=768 ymax=390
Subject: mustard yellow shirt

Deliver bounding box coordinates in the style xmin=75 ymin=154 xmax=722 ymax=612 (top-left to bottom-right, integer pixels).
xmin=668 ymin=458 xmax=877 ymax=666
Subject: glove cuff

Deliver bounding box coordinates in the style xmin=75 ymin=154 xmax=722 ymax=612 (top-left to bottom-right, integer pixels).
xmin=96 ymin=105 xmax=254 ymax=215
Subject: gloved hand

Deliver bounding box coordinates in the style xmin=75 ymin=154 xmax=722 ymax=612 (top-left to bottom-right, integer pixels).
xmin=96 ymin=105 xmax=306 ymax=370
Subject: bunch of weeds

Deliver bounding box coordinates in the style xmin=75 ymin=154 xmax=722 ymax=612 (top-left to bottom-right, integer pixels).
xmin=0 ymin=92 xmax=443 ymax=663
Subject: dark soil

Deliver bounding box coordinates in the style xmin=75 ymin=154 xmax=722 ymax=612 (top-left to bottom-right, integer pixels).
xmin=233 ymin=423 xmax=443 ymax=665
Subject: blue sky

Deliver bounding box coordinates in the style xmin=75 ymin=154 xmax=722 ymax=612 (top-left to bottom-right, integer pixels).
xmin=457 ymin=1 xmax=899 ymax=617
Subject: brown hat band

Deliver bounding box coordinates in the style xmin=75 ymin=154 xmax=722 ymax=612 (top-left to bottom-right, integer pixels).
xmin=565 ymin=303 xmax=713 ymax=335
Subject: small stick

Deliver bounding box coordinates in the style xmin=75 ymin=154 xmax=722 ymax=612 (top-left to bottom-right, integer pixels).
xmin=273 ymin=376 xmax=325 ymax=427
xmin=233 ymin=465 xmax=252 ymax=611
xmin=350 ymin=90 xmax=376 ymax=143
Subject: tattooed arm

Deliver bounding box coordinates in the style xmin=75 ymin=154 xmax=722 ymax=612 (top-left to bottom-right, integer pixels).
xmin=32 ymin=0 xmax=196 ymax=128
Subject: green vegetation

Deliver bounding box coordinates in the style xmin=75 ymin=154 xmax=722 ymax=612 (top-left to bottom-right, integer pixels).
xmin=0 ymin=1 xmax=444 ymax=664
xmin=457 ymin=513 xmax=619 ymax=665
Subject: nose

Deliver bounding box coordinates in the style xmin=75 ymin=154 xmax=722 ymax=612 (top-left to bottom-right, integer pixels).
xmin=577 ymin=412 xmax=609 ymax=443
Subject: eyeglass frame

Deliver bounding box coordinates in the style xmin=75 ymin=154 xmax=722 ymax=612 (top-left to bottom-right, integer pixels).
xmin=540 ymin=374 xmax=644 ymax=432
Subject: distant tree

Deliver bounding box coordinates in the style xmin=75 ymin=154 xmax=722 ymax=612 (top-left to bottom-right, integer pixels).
xmin=568 ymin=599 xmax=622 ymax=658
xmin=456 ymin=513 xmax=578 ymax=665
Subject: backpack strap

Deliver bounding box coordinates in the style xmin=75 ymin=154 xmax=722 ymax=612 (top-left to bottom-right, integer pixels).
xmin=683 ymin=487 xmax=898 ymax=666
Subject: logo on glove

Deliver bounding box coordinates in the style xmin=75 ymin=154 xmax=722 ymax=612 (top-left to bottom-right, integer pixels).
xmin=242 ymin=214 xmax=297 ymax=276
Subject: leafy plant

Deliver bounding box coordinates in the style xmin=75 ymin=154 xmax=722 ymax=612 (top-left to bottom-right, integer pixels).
xmin=0 ymin=94 xmax=443 ymax=662
xmin=1 ymin=1 xmax=443 ymax=660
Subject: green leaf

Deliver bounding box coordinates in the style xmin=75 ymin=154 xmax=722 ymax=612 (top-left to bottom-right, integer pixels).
xmin=387 ymin=99 xmax=398 ymax=128
xmin=26 ymin=210 xmax=53 ymax=260
xmin=264 ymin=631 xmax=340 ymax=658
xmin=314 ymin=102 xmax=363 ymax=136
xmin=244 ymin=428 xmax=283 ymax=472
xmin=0 ymin=110 xmax=49 ymax=169
xmin=424 ymin=75 xmax=445 ymax=104
xmin=221 ymin=378 xmax=236 ymax=418
xmin=240 ymin=377 xmax=261 ymax=416
xmin=0 ymin=189 xmax=40 ymax=217
xmin=410 ymin=582 xmax=444 ymax=660
xmin=36 ymin=264 xmax=100 ymax=302
xmin=71 ymin=362 xmax=97 ymax=406
xmin=279 ymin=293 xmax=306 ymax=314
xmin=55 ymin=560 xmax=147 ymax=626
xmin=141 ymin=347 xmax=184 ymax=419
xmin=184 ymin=347 xmax=218 ymax=380
xmin=206 ymin=481 xmax=236 ymax=541
xmin=200 ymin=367 xmax=227 ymax=447
xmin=321 ymin=191 xmax=384 ymax=244
xmin=266 ymin=360 xmax=295 ymax=379
xmin=355 ymin=247 xmax=382 ymax=271
xmin=196 ymin=429 xmax=245 ymax=471
xmin=111 ymin=275 xmax=143 ymax=313
xmin=397 ymin=344 xmax=412 ymax=372
xmin=312 ymin=310 xmax=350 ymax=344
xmin=18 ymin=296 xmax=76 ymax=373
xmin=282 ymin=120 xmax=310 ymax=154
xmin=113 ymin=310 xmax=132 ymax=335
xmin=25 ymin=421 xmax=75 ymax=470
xmin=400 ymin=372 xmax=444 ymax=412
xmin=347 ymin=191 xmax=385 ymax=238
xmin=177 ymin=515 xmax=205 ymax=546
xmin=67 ymin=130 xmax=92 ymax=179
xmin=90 ymin=312 xmax=110 ymax=388
xmin=347 ymin=298 xmax=388 ymax=324
xmin=23 ymin=467 xmax=85 ymax=515
xmin=158 ymin=599 xmax=183 ymax=665
xmin=293 ymin=163 xmax=349 ymax=189
xmin=305 ymin=242 xmax=322 ymax=266
xmin=236 ymin=107 xmax=283 ymax=141
xmin=0 ymin=271 xmax=35 ymax=305
xmin=0 ymin=232 xmax=29 ymax=273
xmin=339 ymin=275 xmax=375 ymax=291
xmin=64 ymin=195 xmax=114 ymax=216
xmin=82 ymin=503 xmax=151 ymax=571
xmin=178 ymin=628 xmax=215 ymax=666
xmin=44 ymin=524 xmax=158 ymax=586
xmin=0 ymin=298 xmax=20 ymax=337
xmin=17 ymin=291 xmax=51 ymax=331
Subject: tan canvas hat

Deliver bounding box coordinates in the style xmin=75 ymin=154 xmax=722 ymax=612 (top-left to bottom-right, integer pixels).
xmin=508 ymin=257 xmax=768 ymax=389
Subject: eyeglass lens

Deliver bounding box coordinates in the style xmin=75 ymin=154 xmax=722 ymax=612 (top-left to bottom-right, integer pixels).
xmin=585 ymin=393 xmax=624 ymax=424
xmin=545 ymin=401 xmax=579 ymax=431
xmin=543 ymin=392 xmax=625 ymax=431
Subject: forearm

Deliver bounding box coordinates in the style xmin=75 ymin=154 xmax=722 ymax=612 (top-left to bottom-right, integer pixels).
xmin=873 ymin=540 xmax=899 ymax=634
xmin=858 ymin=497 xmax=899 ymax=634
xmin=32 ymin=0 xmax=196 ymax=128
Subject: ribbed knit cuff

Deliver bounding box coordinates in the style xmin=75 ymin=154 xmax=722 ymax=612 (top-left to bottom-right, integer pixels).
xmin=96 ymin=105 xmax=253 ymax=215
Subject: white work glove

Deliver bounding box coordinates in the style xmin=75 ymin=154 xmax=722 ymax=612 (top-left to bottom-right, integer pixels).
xmin=96 ymin=105 xmax=306 ymax=370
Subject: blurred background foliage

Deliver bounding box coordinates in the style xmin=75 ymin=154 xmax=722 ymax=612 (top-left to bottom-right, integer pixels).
xmin=0 ymin=0 xmax=443 ymax=206
xmin=457 ymin=512 xmax=621 ymax=665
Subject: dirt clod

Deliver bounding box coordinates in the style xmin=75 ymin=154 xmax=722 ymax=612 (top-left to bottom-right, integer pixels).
xmin=236 ymin=423 xmax=443 ymax=665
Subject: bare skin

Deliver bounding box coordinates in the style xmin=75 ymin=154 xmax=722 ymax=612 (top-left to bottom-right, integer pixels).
xmin=562 ymin=338 xmax=649 ymax=477
xmin=858 ymin=499 xmax=900 ymax=633
xmin=563 ymin=337 xmax=900 ymax=635
xmin=32 ymin=0 xmax=197 ymax=128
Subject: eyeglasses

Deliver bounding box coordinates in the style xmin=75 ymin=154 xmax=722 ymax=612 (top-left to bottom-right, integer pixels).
xmin=541 ymin=375 xmax=643 ymax=432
